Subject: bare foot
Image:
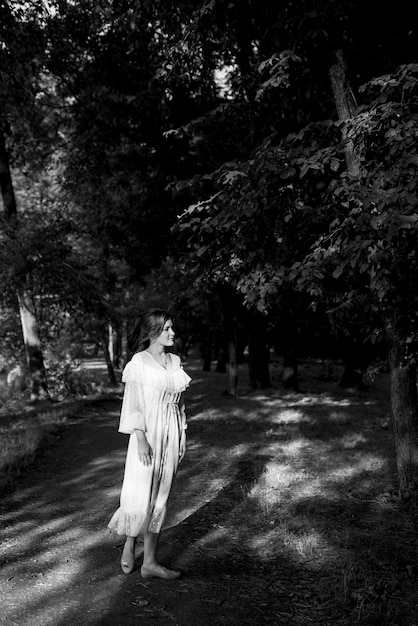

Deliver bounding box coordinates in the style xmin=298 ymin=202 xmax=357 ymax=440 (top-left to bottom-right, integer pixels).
xmin=141 ymin=564 xmax=181 ymax=579
xmin=121 ymin=541 xmax=135 ymax=574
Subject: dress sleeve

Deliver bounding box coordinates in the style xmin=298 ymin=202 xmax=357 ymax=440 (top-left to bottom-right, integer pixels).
xmin=118 ymin=359 xmax=147 ymax=434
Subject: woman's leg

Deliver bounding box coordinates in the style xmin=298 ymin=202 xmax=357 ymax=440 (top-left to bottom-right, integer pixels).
xmin=143 ymin=530 xmax=160 ymax=566
xmin=121 ymin=535 xmax=136 ymax=574
xmin=141 ymin=530 xmax=180 ymax=579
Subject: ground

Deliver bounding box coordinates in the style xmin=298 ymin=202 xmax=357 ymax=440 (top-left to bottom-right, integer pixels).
xmin=0 ymin=360 xmax=417 ymax=626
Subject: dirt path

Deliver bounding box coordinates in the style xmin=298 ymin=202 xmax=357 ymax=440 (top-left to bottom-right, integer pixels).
xmin=0 ymin=363 xmax=289 ymax=626
xmin=2 ymin=362 xmax=414 ymax=626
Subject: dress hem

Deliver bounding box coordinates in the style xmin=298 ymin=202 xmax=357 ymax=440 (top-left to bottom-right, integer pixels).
xmin=108 ymin=507 xmax=167 ymax=537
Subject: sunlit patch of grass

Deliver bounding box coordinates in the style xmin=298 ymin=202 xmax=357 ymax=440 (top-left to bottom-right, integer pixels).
xmin=188 ymin=369 xmax=415 ymax=623
xmin=190 ymin=407 xmax=223 ymax=422
xmin=339 ymin=432 xmax=368 ymax=448
xmin=247 ymin=461 xmax=325 ymax=519
xmin=270 ymin=408 xmax=306 ymax=424
xmin=248 ymin=448 xmax=387 ymax=520
xmin=287 ymin=529 xmax=325 ymax=560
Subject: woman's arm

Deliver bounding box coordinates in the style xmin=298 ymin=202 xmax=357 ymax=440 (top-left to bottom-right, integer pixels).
xmin=135 ymin=428 xmax=153 ymax=466
xmin=118 ymin=379 xmax=147 ymax=434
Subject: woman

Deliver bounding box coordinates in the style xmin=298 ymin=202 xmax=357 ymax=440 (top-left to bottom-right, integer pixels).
xmin=108 ymin=309 xmax=191 ymax=579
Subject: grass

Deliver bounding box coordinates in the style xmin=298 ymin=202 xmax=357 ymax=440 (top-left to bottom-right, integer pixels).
xmin=0 ymin=360 xmax=121 ymax=495
xmin=1 ymin=358 xmax=417 ymax=624
xmin=0 ymin=400 xmax=86 ymax=494
xmin=177 ymin=359 xmax=418 ymax=625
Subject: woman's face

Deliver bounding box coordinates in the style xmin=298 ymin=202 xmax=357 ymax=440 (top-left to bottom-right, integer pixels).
xmin=154 ymin=319 xmax=175 ymax=347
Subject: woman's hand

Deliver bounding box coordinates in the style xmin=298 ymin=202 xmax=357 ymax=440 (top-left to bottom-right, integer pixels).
xmin=179 ymin=430 xmax=187 ymax=462
xmin=135 ymin=430 xmax=153 ymax=466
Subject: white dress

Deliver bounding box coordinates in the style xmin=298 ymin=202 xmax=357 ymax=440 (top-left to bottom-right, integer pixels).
xmin=108 ymin=351 xmax=191 ymax=536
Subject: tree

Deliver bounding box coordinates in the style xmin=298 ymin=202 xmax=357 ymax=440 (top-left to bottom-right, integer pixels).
xmin=165 ymin=1 xmax=418 ymax=513
xmin=292 ymin=65 xmax=418 ymax=514
xmin=0 ymin=2 xmax=48 ymax=399
xmin=0 ymin=0 xmax=78 ymax=399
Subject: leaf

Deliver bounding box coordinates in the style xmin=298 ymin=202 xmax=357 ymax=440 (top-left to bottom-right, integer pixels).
xmin=221 ymin=170 xmax=246 ymax=185
xmin=404 ymin=155 xmax=418 ymax=167
xmin=330 ymin=158 xmax=340 ymax=172
xmin=163 ymin=129 xmax=179 ymax=139
xmin=399 ymin=214 xmax=418 ymax=228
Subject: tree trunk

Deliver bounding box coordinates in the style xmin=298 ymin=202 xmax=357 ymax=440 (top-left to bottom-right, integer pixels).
xmin=219 ymin=287 xmax=239 ymax=396
xmin=329 ymin=49 xmax=361 ymax=177
xmin=232 ymin=0 xmax=256 ymax=103
xmin=202 ymin=327 xmax=212 ymax=372
xmin=282 ymin=349 xmax=299 ymax=391
xmin=17 ymin=291 xmax=49 ymax=402
xmin=0 ymin=128 xmax=18 ymax=224
xmin=108 ymin=323 xmax=114 ymax=364
xmin=113 ymin=321 xmax=122 ymax=368
xmin=280 ymin=307 xmax=299 ymax=391
xmin=330 ymin=51 xmax=418 ymax=521
xmin=338 ymin=338 xmax=367 ymax=389
xmin=108 ymin=321 xmax=121 ymax=367
xmin=248 ymin=311 xmax=271 ymax=389
xmin=383 ymin=308 xmax=418 ymax=518
xmin=102 ymin=325 xmax=117 ymax=386
xmin=339 ymin=363 xmax=364 ymax=389
xmin=121 ymin=318 xmax=128 ymax=366
xmin=1 ymin=129 xmax=49 ymax=401
xmin=215 ymin=340 xmax=227 ymax=373
xmin=330 ymin=51 xmax=364 ymax=387
xmin=225 ymin=338 xmax=238 ymax=396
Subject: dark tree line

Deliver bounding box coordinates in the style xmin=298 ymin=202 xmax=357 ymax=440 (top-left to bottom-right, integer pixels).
xmin=1 ymin=0 xmax=418 ymax=516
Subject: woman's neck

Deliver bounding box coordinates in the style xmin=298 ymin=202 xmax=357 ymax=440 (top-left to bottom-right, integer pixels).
xmin=148 ymin=345 xmax=165 ymax=356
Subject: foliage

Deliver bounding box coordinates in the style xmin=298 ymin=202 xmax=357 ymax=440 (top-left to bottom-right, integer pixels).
xmin=1 ymin=0 xmax=417 ymax=376
xmin=136 ymin=256 xmax=220 ymax=354
xmin=290 ymin=64 xmax=418 ymax=352
xmin=45 ymin=355 xmax=100 ymax=399
xmin=46 ymin=0 xmax=197 ymax=282
xmin=0 ymin=305 xmax=24 ymax=372
xmin=0 ymin=1 xmax=62 ymax=172
xmin=174 ymin=62 xmax=418 ymax=337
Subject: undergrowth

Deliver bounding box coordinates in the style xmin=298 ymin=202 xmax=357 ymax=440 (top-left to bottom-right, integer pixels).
xmin=0 ymin=401 xmax=84 ymax=494
xmin=0 ymin=360 xmax=121 ymax=495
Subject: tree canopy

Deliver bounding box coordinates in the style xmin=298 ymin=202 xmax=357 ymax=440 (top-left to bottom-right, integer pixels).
xmin=1 ymin=0 xmax=418 ymax=509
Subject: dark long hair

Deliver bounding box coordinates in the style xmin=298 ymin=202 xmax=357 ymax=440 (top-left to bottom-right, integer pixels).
xmin=127 ymin=309 xmax=173 ymax=359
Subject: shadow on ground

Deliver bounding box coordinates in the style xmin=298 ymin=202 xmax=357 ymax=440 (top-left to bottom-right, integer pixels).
xmin=0 ymin=361 xmax=416 ymax=625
